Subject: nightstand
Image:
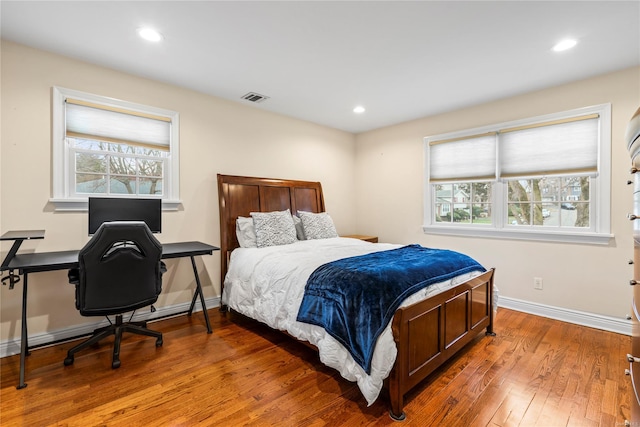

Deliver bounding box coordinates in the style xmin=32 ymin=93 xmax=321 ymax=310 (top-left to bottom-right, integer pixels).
xmin=341 ymin=234 xmax=378 ymax=243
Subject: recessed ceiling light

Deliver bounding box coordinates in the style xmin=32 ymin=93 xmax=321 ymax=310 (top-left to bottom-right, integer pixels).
xmin=353 ymin=106 xmax=366 ymax=114
xmin=138 ymin=27 xmax=163 ymax=42
xmin=552 ymin=39 xmax=577 ymax=52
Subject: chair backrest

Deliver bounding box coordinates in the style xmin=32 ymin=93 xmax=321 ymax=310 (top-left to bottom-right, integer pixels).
xmin=77 ymin=221 xmax=163 ymax=316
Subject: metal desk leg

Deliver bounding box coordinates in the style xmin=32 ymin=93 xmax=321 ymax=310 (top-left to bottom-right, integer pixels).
xmin=187 ymin=256 xmax=212 ymax=334
xmin=17 ymin=272 xmax=29 ymax=389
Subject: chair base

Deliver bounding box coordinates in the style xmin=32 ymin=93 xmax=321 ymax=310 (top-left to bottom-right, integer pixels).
xmin=63 ymin=314 xmax=162 ymax=369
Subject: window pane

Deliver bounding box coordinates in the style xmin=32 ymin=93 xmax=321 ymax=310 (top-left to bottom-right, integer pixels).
xmin=508 ymin=202 xmax=531 ymax=225
xmin=472 ymin=182 xmax=491 ymax=203
xmin=532 ymin=203 xmax=544 ymax=226
xmin=471 ymin=183 xmax=491 ymax=224
xmin=140 ymin=178 xmax=163 ymax=195
xmin=472 ymin=204 xmax=491 ymax=224
xmin=75 ymin=174 xmax=107 ymax=194
xmin=452 ymin=204 xmax=471 ymax=223
xmin=110 ymin=176 xmax=137 ymax=194
xmin=559 ymin=200 xmax=589 ymax=228
xmin=138 ymin=159 xmax=163 ymax=178
xmin=573 ymin=202 xmax=589 ymax=228
xmin=507 ymin=180 xmax=536 ymax=225
xmin=563 ymin=176 xmax=589 ymax=202
xmin=109 ymin=156 xmax=136 ymax=175
xmin=435 ymin=184 xmax=452 ymax=222
xmin=76 ymin=152 xmax=106 ymax=174
xmin=538 ymin=177 xmax=560 ymax=202
xmin=434 ymin=203 xmax=450 ymax=222
xmin=435 ymin=184 xmax=452 ymax=200
xmin=507 ymin=180 xmax=531 ymax=202
xmin=542 ymin=203 xmax=555 ymax=224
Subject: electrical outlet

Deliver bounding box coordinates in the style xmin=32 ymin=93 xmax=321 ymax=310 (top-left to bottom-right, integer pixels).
xmin=534 ymin=277 xmax=543 ymax=290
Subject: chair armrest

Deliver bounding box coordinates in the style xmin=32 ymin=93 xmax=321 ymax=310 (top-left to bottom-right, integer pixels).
xmin=68 ymin=268 xmax=79 ymax=285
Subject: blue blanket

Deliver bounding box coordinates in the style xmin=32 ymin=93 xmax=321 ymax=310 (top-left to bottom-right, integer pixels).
xmin=296 ymin=244 xmax=485 ymax=374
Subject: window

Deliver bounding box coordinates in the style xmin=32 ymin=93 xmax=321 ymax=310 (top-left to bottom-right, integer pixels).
xmin=424 ymin=104 xmax=611 ymax=244
xmin=51 ymin=87 xmax=180 ymax=211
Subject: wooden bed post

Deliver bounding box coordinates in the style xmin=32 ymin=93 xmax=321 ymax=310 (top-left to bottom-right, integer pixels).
xmin=389 ymin=311 xmax=407 ymax=421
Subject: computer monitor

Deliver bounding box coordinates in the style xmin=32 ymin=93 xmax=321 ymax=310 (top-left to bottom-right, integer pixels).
xmin=88 ymin=197 xmax=162 ymax=235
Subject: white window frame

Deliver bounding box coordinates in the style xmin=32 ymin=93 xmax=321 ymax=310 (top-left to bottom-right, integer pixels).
xmin=423 ymin=104 xmax=612 ymax=245
xmin=51 ymin=87 xmax=181 ymax=211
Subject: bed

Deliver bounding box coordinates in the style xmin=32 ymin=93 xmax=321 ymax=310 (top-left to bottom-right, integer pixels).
xmin=217 ymin=174 xmax=495 ymax=420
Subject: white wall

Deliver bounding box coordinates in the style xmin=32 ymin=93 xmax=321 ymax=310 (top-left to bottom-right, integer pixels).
xmin=0 ymin=41 xmax=356 ymax=345
xmin=2 ymin=39 xmax=638 ymax=350
xmin=354 ymin=66 xmax=640 ymax=324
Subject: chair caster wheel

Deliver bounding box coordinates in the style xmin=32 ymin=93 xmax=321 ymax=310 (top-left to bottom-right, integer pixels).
xmin=112 ymin=360 xmax=121 ymax=369
xmin=63 ymin=356 xmax=74 ymax=366
xmin=156 ymin=337 xmax=163 ymax=347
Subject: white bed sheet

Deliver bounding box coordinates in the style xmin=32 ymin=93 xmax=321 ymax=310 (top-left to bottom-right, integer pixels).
xmin=222 ymin=237 xmax=480 ymax=405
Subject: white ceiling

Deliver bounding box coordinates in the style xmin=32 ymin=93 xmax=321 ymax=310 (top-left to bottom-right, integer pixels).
xmin=2 ymin=1 xmax=639 ymax=133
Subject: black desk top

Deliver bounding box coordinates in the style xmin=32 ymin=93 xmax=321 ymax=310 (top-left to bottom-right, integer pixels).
xmin=161 ymin=241 xmax=218 ymax=259
xmin=2 ymin=241 xmax=219 ymax=274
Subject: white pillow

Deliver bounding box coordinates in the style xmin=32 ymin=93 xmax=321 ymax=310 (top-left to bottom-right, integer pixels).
xmin=250 ymin=209 xmax=297 ymax=248
xmin=297 ymin=211 xmax=338 ymax=240
xmin=235 ymin=216 xmax=257 ymax=248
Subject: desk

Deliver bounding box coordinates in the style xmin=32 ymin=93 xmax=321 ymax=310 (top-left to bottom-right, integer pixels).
xmin=1 ymin=237 xmax=219 ymax=389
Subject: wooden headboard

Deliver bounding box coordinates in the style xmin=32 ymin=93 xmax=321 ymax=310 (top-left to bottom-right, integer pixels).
xmin=217 ymin=174 xmax=326 ymax=288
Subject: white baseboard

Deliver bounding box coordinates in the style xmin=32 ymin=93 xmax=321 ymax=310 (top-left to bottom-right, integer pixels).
xmin=498 ymin=296 xmax=631 ymax=336
xmin=0 ymin=296 xmax=221 ymax=358
xmin=3 ymin=295 xmax=627 ymax=358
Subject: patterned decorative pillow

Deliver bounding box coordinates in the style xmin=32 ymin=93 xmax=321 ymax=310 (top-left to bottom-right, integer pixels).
xmin=235 ymin=216 xmax=257 ymax=248
xmin=298 ymin=211 xmax=338 ymax=240
xmin=250 ymin=209 xmax=297 ymax=248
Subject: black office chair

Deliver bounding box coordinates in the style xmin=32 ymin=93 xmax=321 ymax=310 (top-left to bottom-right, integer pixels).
xmin=64 ymin=221 xmax=165 ymax=369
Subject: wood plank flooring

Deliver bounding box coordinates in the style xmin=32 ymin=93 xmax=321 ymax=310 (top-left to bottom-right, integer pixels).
xmin=0 ymin=307 xmax=631 ymax=426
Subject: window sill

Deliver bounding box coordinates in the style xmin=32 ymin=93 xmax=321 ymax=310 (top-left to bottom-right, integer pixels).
xmin=422 ymin=224 xmax=613 ymax=245
xmin=49 ymin=198 xmax=181 ymax=212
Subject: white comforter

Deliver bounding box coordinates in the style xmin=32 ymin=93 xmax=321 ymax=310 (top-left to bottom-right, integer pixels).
xmin=222 ymin=237 xmax=479 ymax=405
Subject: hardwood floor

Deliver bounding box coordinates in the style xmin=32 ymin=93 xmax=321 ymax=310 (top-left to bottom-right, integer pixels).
xmin=0 ymin=307 xmax=631 ymax=426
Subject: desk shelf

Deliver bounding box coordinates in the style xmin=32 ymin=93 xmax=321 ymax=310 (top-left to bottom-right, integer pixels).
xmin=1 ymin=230 xmax=46 ymax=242
xmin=1 ymin=230 xmax=45 ymax=288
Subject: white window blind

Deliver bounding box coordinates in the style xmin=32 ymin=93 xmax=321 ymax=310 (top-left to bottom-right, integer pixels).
xmin=429 ymin=132 xmax=496 ymax=182
xmin=499 ymin=115 xmax=599 ymax=178
xmin=423 ymin=104 xmax=611 ymax=245
xmin=65 ymin=99 xmax=171 ymax=150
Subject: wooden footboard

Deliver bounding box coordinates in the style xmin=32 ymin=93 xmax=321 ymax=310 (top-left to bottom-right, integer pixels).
xmin=387 ymin=268 xmax=495 ymax=420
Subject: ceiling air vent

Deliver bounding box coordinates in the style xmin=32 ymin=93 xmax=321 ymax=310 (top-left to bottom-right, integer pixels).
xmin=241 ymin=92 xmax=270 ymax=103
